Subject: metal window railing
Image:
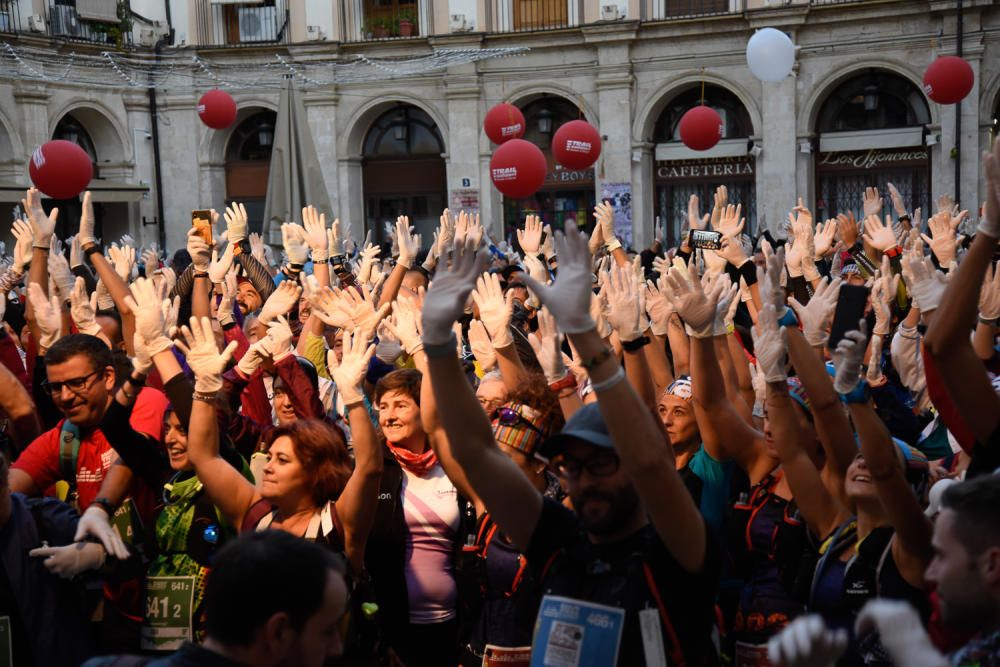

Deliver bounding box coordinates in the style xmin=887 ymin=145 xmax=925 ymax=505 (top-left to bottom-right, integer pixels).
xmin=1 ymin=0 xmax=20 ymax=34
xmin=648 ymin=0 xmax=743 ymax=21
xmin=485 ymin=0 xmax=584 ymax=34
xmin=46 ymin=0 xmax=133 ymax=47
xmin=340 ymin=0 xmax=425 ymax=43
xmin=201 ymin=0 xmax=288 ymax=47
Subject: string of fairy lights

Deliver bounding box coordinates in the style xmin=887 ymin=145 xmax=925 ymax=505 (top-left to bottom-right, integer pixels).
xmin=0 ymin=42 xmax=529 ymax=90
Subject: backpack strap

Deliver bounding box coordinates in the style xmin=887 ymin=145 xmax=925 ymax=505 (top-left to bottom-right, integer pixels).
xmin=641 ymin=560 xmax=687 ymax=667
xmin=59 ymin=420 xmax=81 ymax=492
xmin=241 ymin=499 xmax=275 ymax=534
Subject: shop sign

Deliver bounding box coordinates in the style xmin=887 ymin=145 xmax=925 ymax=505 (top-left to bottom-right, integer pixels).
xmin=817 ymin=148 xmax=928 ymax=171
xmin=656 ymin=156 xmax=754 ymax=181
xmin=545 ymin=166 xmax=594 ymax=185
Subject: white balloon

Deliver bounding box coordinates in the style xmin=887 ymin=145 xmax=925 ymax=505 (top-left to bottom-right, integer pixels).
xmin=746 ymin=28 xmax=796 ymax=83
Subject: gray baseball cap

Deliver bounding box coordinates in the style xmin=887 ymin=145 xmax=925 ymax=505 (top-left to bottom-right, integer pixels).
xmin=539 ymin=403 xmax=614 ymax=459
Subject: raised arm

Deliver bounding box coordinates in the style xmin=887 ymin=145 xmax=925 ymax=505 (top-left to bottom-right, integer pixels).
xmin=377 ymin=217 xmax=420 ymax=310
xmin=472 ymin=272 xmax=529 ymax=392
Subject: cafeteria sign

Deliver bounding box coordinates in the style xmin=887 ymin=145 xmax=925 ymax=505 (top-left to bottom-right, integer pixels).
xmin=656 ymin=156 xmax=754 ymax=181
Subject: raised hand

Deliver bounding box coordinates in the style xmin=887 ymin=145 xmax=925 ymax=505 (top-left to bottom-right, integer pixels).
xmin=224 ymin=202 xmax=248 ymax=245
xmin=79 ymin=191 xmax=97 ymax=246
xmin=710 ymin=185 xmax=728 ymax=230
xmin=141 ymin=243 xmax=161 ymax=275
xmin=421 ymin=237 xmax=489 ymax=345
xmin=831 ymin=321 xmax=868 ymax=394
xmin=249 ymin=232 xmax=268 ymax=265
xmin=187 ymin=227 xmax=211 ymax=274
xmin=27 ymin=282 xmax=62 ymax=352
xmin=887 ymin=182 xmax=909 ymax=220
xmin=301 ymin=205 xmax=329 ymax=261
xmin=48 ymin=247 xmax=75 ymax=300
xmin=517 ymin=214 xmax=544 ymax=255
xmin=69 ymin=276 xmax=102 ymax=337
xmin=813 ymin=219 xmax=837 ymax=259
xmin=687 ymin=193 xmax=709 ymax=235
xmin=981 ymin=136 xmax=1000 ymax=238
xmin=124 ymin=277 xmax=174 ymax=356
xmin=604 ymin=264 xmax=645 ymax=342
xmin=855 ymin=600 xmax=948 ymax=667
xmin=395 ymin=216 xmax=421 ymax=269
xmin=176 ymin=316 xmax=238 ymax=393
xmin=866 ymin=334 xmax=886 ymax=387
xmin=471 ymin=272 xmax=514 ymax=348
xmin=862 ymin=186 xmax=883 ymax=219
xmin=593 ymin=201 xmax=617 ymax=248
xmin=22 ymin=187 xmax=58 ymax=249
xmin=530 ymin=307 xmax=568 ymax=383
xmin=109 ymin=243 xmax=136 ymax=282
xmin=862 ymin=214 xmax=898 ymax=252
xmin=467 ymin=319 xmax=497 ymax=372
xmin=11 ymin=219 xmax=32 ymax=274
xmin=870 ymin=257 xmax=898 ymax=336
xmin=901 ymin=248 xmax=948 ymax=314
xmin=521 ymin=224 xmax=595 ymax=334
xmin=259 ymin=279 xmax=302 ymax=324
xmin=265 ymin=315 xmax=294 ymax=362
xmin=281 ymin=222 xmax=310 ymax=265
xmin=836 ymin=211 xmax=860 ymax=248
xmin=644 ymin=277 xmax=674 ymax=336
xmin=436 ymin=209 xmax=456 ymax=257
xmin=217 ymin=268 xmax=239 ymax=326
xmin=979 ymin=261 xmax=1000 ymax=324
xmin=768 ymin=615 xmax=847 ymax=667
xmin=664 ymin=262 xmax=732 ymax=338
xmin=788 ymin=276 xmax=842 ymax=347
xmin=752 ymin=303 xmax=789 ymax=382
xmin=332 ymin=328 xmax=376 ymax=405
xmin=385 ymin=291 xmax=425 ymax=356
xmin=337 ymin=283 xmax=392 ymax=342
xmin=921 ymin=208 xmax=966 ymax=266
xmin=208 ymin=242 xmax=234 ymax=284
xmin=757 ymin=240 xmax=789 ymax=315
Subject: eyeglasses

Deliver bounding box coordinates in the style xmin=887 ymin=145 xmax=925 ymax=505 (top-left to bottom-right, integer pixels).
xmin=555 ymin=451 xmax=620 ymax=480
xmin=41 ymin=371 xmax=100 ymax=397
xmin=491 ymin=407 xmax=546 ymax=438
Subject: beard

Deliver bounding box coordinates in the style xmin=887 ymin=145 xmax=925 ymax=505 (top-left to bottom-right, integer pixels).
xmin=571 ymin=482 xmax=640 ymax=537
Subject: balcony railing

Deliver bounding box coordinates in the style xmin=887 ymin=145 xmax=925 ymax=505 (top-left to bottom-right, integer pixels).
xmin=340 ymin=0 xmax=422 ymax=42
xmin=485 ymin=0 xmax=584 ymax=33
xmin=200 ymin=0 xmax=288 ymax=47
xmin=46 ymin=0 xmax=133 ymax=47
xmin=647 ymin=0 xmax=743 ymax=20
xmin=1 ymin=0 xmax=20 ymax=33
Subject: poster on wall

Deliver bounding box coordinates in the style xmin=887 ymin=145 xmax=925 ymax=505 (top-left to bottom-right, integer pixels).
xmin=600 ymin=182 xmax=633 ymax=248
xmin=451 ymin=189 xmax=480 ymax=214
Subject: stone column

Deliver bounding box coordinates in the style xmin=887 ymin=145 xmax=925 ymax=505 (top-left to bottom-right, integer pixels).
xmin=758 ymin=74 xmax=798 ymax=237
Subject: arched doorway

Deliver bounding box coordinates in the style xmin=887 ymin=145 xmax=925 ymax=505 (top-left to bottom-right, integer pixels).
xmin=651 ymin=84 xmax=756 ymax=247
xmin=225 ymin=110 xmax=276 ymax=235
xmin=362 ymin=104 xmax=446 ymax=243
xmin=502 ymin=96 xmax=596 ymax=241
xmin=48 ymin=113 xmax=100 ymax=239
xmin=813 ymin=70 xmax=931 ymax=221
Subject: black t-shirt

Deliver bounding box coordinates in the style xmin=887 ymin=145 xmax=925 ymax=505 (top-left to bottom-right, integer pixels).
xmin=526 ymin=498 xmax=721 ymax=666
xmin=0 ymin=560 xmax=33 ymax=667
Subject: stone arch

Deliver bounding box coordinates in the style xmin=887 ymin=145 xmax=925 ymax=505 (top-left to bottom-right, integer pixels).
xmin=48 ymin=100 xmax=129 ymax=164
xmin=979 ymin=70 xmax=1000 ymax=131
xmin=634 ymin=72 xmax=762 ymax=145
xmin=200 ymin=98 xmax=279 ymax=166
xmin=340 ymin=95 xmax=448 ymax=159
xmin=502 ymin=84 xmax=599 ymax=125
xmin=0 ymin=109 xmax=24 ymax=161
xmin=799 ymin=59 xmax=935 ymax=137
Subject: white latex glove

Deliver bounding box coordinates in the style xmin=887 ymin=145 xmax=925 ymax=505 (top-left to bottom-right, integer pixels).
xmin=517 ymin=214 xmax=544 ymax=255
xmin=832 ymin=322 xmax=868 ymax=394
xmin=332 ymin=328 xmax=375 ymax=405
xmin=421 ymin=237 xmax=489 ymax=346
xmin=467 ymin=319 xmax=497 ymax=371
xmin=11 ymin=219 xmax=32 ymax=274
xmin=266 ymin=315 xmax=294 ymax=362
xmin=863 ymin=214 xmax=898 ymax=252
xmin=710 ymin=185 xmax=729 ymax=230
xmin=375 ymin=322 xmax=403 ymax=365
xmin=522 ymin=253 xmax=549 ymax=295
xmin=768 ymin=615 xmax=847 ymax=667
xmin=175 ymin=316 xmax=238 ymax=393
xmin=521 ymin=225 xmax=596 ymax=335
xmin=141 ymin=243 xmax=160 ymax=275
xmin=686 ymin=193 xmax=710 ymax=238
xmin=237 ymin=337 xmax=273 ymax=377
xmin=187 ymin=228 xmax=211 ymax=274
xmin=531 ymin=307 xmax=567 ymax=383
xmin=156 ymin=266 xmax=177 ymax=295
xmin=590 ymin=291 xmax=613 ymax=340
xmin=110 ymin=244 xmax=137 ymax=282
xmin=866 ymin=333 xmax=886 ymax=387
xmin=901 ymin=250 xmax=948 ymax=314
xmin=132 ymin=333 xmax=153 ymax=376
xmin=436 ymin=209 xmax=456 ymax=258
xmin=540 ymin=224 xmax=555 ymax=260
xmin=208 ymin=242 xmax=234 ymax=284
xmin=887 ymin=182 xmax=909 ymax=220
xmin=749 ymin=362 xmax=767 ymax=415
xmin=339 ymin=284 xmax=392 ymax=342
xmin=356 ymin=242 xmax=381 ymax=286
xmin=27 ymin=282 xmax=62 ymax=352
xmin=69 ymin=277 xmax=102 ymax=337
xmin=119 ymin=234 xmax=136 ymax=250
xmin=664 ymin=262 xmax=730 ymax=338
xmin=302 ymin=206 xmax=329 ymax=262
xmin=787 ymin=276 xmax=843 ymax=347
xmin=308 ymin=284 xmax=353 ymax=329
xmin=644 ymin=277 xmax=674 ymax=337
xmin=718 ymin=234 xmax=749 ymax=269
xmin=281 ymin=223 xmax=310 ymax=265
xmin=217 ymin=269 xmax=238 ymax=326
xmin=813 ymin=219 xmax=837 ymax=259
xmin=259 ymin=280 xmax=302 ymax=324
xmin=869 ymin=260 xmax=898 ymax=336
xmin=30 ymin=542 xmax=107 ymax=579
xmin=124 ymin=277 xmax=175 ymax=356
xmin=72 ymin=503 xmax=130 ymax=560
xmin=921 ymin=209 xmax=965 ymax=266
xmin=22 ymin=187 xmax=58 ymax=249
xmin=472 ymin=272 xmax=514 ymax=348
xmin=249 ymin=232 xmax=268 ymax=265
xmin=753 ymin=303 xmax=789 ymax=383
xmin=395 ymin=216 xmax=421 ymax=269
xmin=604 ymin=265 xmax=644 ymax=342
xmin=979 ymin=261 xmax=1000 ymax=321
xmin=224 ymin=202 xmax=249 ymax=245
xmin=855 ymin=600 xmax=948 ymax=667
xmin=593 ymin=201 xmax=618 ymax=248
xmin=48 ymin=248 xmax=75 ymax=301
xmin=862 ymin=186 xmax=883 ymax=219
xmin=78 ymin=192 xmax=97 ymax=246
xmin=384 ymin=293 xmax=425 ymax=356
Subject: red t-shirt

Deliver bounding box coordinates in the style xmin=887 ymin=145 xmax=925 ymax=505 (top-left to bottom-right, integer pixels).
xmin=12 ymin=387 xmax=169 ymax=510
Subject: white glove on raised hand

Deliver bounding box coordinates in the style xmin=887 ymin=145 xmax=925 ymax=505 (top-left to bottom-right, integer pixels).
xmin=69 ymin=277 xmax=102 ymax=337
xmin=176 ymin=316 xmax=238 ymax=393
xmin=855 ymin=600 xmax=948 ymax=667
xmin=11 ymin=219 xmax=32 ymax=275
xmin=108 ymin=243 xmax=136 ymax=282
xmin=813 ymin=219 xmax=837 ymax=259
xmin=421 ymin=237 xmax=489 ymax=346
xmin=530 ymin=307 xmax=568 ymax=383
xmin=517 ymin=214 xmax=544 ymax=255
xmin=788 ymin=276 xmax=843 ymax=347
xmin=472 ymin=272 xmax=514 ymax=349
xmin=266 ymin=315 xmax=294 ymax=362
xmin=753 ymin=303 xmax=789 ymax=383
xmin=301 ymin=205 xmax=329 ymax=262
xmin=48 ymin=248 xmax=75 ymax=301
xmin=141 ymin=243 xmax=161 ymax=275
xmin=124 ymin=277 xmax=175 ymax=356
xmin=664 ymin=262 xmax=729 ymax=338
xmin=337 ymin=284 xmax=392 ymax=343
xmin=980 ymin=136 xmax=1000 ymax=238
xmin=79 ymin=191 xmax=97 ymax=246
xmin=307 ymin=284 xmax=353 ymax=329
xmin=72 ymin=503 xmax=130 ymax=560
xmin=249 ymin=232 xmax=268 ymax=265
xmin=863 ymin=214 xmax=898 ymax=252
xmin=385 ymin=293 xmax=425 ymax=356
xmin=866 ymin=333 xmax=886 ymax=387
xmin=901 ymin=250 xmax=948 ymax=314
xmin=187 ymin=228 xmax=211 ymax=274
xmin=757 ymin=240 xmax=790 ymax=317
xmin=521 ymin=225 xmax=595 ymax=335
xmin=979 ymin=261 xmax=1000 ymax=322
xmin=217 ymin=269 xmax=238 ymax=326
xmin=281 ymin=223 xmax=310 ymax=265
xmin=375 ymin=322 xmax=403 ymax=365
xmin=768 ymin=615 xmax=847 ymax=667
xmin=467 ymin=319 xmax=497 ymax=371
xmin=832 ymin=321 xmax=868 ymax=394
xmin=869 ymin=259 xmax=898 ymax=337
xmin=208 ymin=242 xmax=234 ymax=285
xmin=395 ymin=216 xmax=421 ymax=269
xmin=644 ymin=277 xmax=674 ymax=337
xmin=259 ymin=280 xmax=302 ymax=324
xmin=237 ymin=336 xmax=274 ymax=377
xmin=224 ymin=202 xmax=249 ymax=245
xmin=132 ymin=333 xmax=153 ymax=376
xmin=22 ymin=187 xmax=58 ymax=249
xmin=27 ymin=282 xmax=62 ymax=352
xmin=435 ymin=209 xmax=456 ymax=258
xmin=921 ymin=209 xmax=966 ymax=266
xmin=603 ymin=265 xmax=645 ymax=342
xmin=332 ymin=328 xmax=375 ymax=406
xmin=29 ymin=542 xmax=107 ymax=579
xmin=356 ymin=242 xmax=382 ymax=287
xmin=593 ymin=201 xmax=618 ymax=249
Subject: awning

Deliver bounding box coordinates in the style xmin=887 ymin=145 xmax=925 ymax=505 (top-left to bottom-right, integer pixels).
xmin=819 ymin=127 xmax=925 ymax=153
xmin=655 ymin=138 xmax=750 ymax=162
xmin=0 ymin=181 xmax=149 ymax=203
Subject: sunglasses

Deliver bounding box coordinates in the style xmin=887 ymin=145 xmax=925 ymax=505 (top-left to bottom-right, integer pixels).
xmin=555 ymin=451 xmax=620 ymax=480
xmin=40 ymin=370 xmax=101 ymax=397
xmin=491 ymin=407 xmax=546 ymax=438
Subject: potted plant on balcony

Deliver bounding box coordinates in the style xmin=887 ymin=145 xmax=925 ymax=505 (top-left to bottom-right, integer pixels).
xmin=368 ymin=16 xmax=389 ymax=38
xmin=397 ymin=10 xmax=415 ymax=37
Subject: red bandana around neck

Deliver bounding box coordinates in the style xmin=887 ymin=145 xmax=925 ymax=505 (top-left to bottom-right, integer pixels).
xmin=385 ymin=440 xmax=438 ymax=476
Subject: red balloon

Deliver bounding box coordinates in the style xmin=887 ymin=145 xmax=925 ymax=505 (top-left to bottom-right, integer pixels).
xmin=923 ymin=56 xmax=974 ymax=104
xmin=679 ymin=106 xmax=723 ymax=151
xmin=484 ymin=103 xmax=525 ymax=145
xmin=552 ymin=120 xmax=602 ymax=170
xmin=28 ymin=140 xmax=93 ymax=200
xmin=490 ymin=139 xmax=546 ymax=199
xmin=197 ymin=89 xmax=238 ymax=130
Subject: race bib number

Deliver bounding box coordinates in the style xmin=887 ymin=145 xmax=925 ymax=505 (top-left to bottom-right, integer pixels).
xmin=531 ymin=595 xmax=625 ymax=667
xmin=483 ymin=644 xmax=531 ymax=667
xmin=110 ymin=498 xmax=143 ymax=547
xmin=141 ymin=576 xmax=195 ymax=651
xmin=734 ymin=641 xmax=773 ymax=667
xmin=0 ymin=617 xmax=12 ymax=667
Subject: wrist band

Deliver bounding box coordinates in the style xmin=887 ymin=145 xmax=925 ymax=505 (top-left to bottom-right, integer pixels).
xmin=548 ymin=374 xmax=577 ymax=393
xmin=884 ymin=246 xmax=903 ymax=259
xmin=605 ymin=239 xmax=622 ymax=253
xmin=621 ymin=335 xmax=650 ymax=352
xmin=423 ymin=333 xmax=457 ymax=359
xmin=84 ymin=245 xmax=104 ymax=263
xmin=193 ymin=391 xmax=218 ymax=402
xmin=980 ymin=315 xmax=1000 ymax=327
xmin=32 ymin=244 xmax=50 ymax=251
xmin=128 ymin=374 xmax=146 ymax=387
xmin=91 ymin=497 xmax=117 ymax=516
xmin=580 ymin=347 xmax=613 ymax=370
xmin=591 ymin=366 xmax=626 ymax=393
xmin=777 ymin=308 xmax=799 ymax=328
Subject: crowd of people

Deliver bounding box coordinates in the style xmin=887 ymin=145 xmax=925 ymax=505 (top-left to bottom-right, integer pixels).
xmin=0 ymin=138 xmax=999 ymax=667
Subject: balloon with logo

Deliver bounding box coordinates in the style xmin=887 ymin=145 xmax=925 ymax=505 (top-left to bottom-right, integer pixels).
xmin=490 ymin=139 xmax=546 ymax=199
xmin=197 ymin=90 xmax=238 ymax=130
xmin=552 ymin=120 xmax=602 ymax=170
xmin=746 ymin=28 xmax=795 ymax=82
xmin=679 ymin=106 xmax=723 ymax=151
xmin=29 ymin=140 xmax=93 ymax=200
xmin=923 ymin=56 xmax=974 ymax=104
xmin=484 ymin=103 xmax=526 ymax=145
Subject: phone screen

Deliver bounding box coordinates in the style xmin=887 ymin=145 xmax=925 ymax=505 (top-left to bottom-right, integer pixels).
xmin=828 ymin=284 xmax=869 ymax=351
xmin=689 ymin=229 xmax=723 ymax=250
xmin=191 ymin=210 xmax=213 ymax=245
